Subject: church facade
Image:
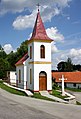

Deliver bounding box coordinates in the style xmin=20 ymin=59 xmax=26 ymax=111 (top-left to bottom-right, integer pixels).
xmin=15 ymin=9 xmax=53 ymax=92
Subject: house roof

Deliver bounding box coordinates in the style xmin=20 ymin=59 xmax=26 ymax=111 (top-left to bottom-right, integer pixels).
xmin=30 ymin=10 xmax=52 ymax=41
xmin=15 ymin=53 xmax=28 ymax=66
xmin=52 ymin=71 xmax=81 ymax=83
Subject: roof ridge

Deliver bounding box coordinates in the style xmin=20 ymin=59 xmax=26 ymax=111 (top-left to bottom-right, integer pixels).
xmin=15 ymin=53 xmax=28 ymax=66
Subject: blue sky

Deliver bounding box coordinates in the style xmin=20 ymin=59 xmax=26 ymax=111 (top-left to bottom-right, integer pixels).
xmin=0 ymin=0 xmax=81 ymax=69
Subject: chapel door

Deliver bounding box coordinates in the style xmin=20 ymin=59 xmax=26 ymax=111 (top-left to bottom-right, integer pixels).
xmin=39 ymin=71 xmax=47 ymax=91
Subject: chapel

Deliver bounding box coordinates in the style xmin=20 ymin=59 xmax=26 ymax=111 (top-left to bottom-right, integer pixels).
xmin=15 ymin=8 xmax=53 ymax=92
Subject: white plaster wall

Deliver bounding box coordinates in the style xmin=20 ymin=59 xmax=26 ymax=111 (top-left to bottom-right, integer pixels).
xmin=28 ymin=42 xmax=34 ymax=61
xmin=27 ymin=64 xmax=34 ymax=90
xmin=27 ymin=41 xmax=52 ymax=91
xmin=23 ymin=66 xmax=27 ymax=89
xmin=24 ymin=59 xmax=34 ymax=90
xmin=34 ymin=64 xmax=52 ymax=91
xmin=16 ymin=65 xmax=24 ymax=89
xmin=10 ymin=71 xmax=16 ymax=84
xmin=67 ymin=83 xmax=81 ymax=89
xmin=58 ymin=83 xmax=81 ymax=89
xmin=28 ymin=42 xmax=51 ymax=62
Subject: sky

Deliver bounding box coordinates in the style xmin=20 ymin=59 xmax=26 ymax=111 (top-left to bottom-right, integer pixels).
xmin=0 ymin=0 xmax=81 ymax=69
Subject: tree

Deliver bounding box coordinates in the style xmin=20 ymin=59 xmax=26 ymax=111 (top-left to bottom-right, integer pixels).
xmin=0 ymin=58 xmax=10 ymax=78
xmin=57 ymin=58 xmax=73 ymax=72
xmin=16 ymin=40 xmax=28 ymax=59
xmin=6 ymin=40 xmax=28 ymax=71
xmin=0 ymin=41 xmax=28 ymax=78
xmin=57 ymin=61 xmax=67 ymax=71
xmin=66 ymin=58 xmax=73 ymax=71
xmin=6 ymin=51 xmax=17 ymax=71
xmin=0 ymin=44 xmax=7 ymax=59
xmin=73 ymin=64 xmax=81 ymax=71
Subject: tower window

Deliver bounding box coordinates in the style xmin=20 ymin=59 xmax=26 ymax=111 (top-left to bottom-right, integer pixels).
xmin=40 ymin=45 xmax=45 ymax=58
xmin=30 ymin=46 xmax=32 ymax=59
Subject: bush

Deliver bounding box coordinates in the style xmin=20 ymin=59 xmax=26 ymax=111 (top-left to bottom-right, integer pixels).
xmin=52 ymin=83 xmax=59 ymax=90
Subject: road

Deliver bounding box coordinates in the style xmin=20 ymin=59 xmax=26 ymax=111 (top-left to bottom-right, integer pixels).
xmin=74 ymin=92 xmax=81 ymax=103
xmin=0 ymin=88 xmax=81 ymax=119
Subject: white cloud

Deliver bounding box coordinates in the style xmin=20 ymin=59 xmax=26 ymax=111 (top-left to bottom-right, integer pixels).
xmin=68 ymin=48 xmax=81 ymax=64
xmin=0 ymin=0 xmax=71 ymax=15
xmin=46 ymin=27 xmax=64 ymax=42
xmin=3 ymin=44 xmax=16 ymax=54
xmin=67 ymin=16 xmax=70 ymax=20
xmin=11 ymin=0 xmax=72 ymax=30
xmin=52 ymin=48 xmax=81 ymax=70
xmin=12 ymin=10 xmax=36 ymax=30
xmin=51 ymin=42 xmax=58 ymax=53
xmin=12 ymin=7 xmax=60 ymax=30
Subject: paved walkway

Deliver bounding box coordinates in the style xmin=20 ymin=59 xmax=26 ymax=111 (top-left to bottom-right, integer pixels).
xmin=40 ymin=91 xmax=68 ymax=103
xmin=74 ymin=92 xmax=81 ymax=103
xmin=65 ymin=90 xmax=81 ymax=103
xmin=4 ymin=82 xmax=33 ymax=96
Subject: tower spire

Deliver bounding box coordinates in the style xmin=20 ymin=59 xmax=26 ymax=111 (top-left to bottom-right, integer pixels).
xmin=37 ymin=3 xmax=40 ymax=12
xmin=29 ymin=5 xmax=53 ymax=42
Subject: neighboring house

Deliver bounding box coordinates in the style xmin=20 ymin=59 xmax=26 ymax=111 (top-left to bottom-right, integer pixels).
xmin=7 ymin=71 xmax=16 ymax=86
xmin=52 ymin=71 xmax=81 ymax=89
xmin=15 ymin=9 xmax=53 ymax=92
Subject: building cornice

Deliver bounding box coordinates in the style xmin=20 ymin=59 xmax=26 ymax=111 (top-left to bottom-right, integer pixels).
xmin=27 ymin=39 xmax=53 ymax=45
xmin=29 ymin=61 xmax=51 ymax=64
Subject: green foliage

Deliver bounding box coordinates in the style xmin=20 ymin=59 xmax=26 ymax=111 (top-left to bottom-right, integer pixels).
xmin=52 ymin=83 xmax=60 ymax=90
xmin=66 ymin=58 xmax=73 ymax=71
xmin=76 ymin=101 xmax=81 ymax=105
xmin=0 ymin=81 xmax=27 ymax=96
xmin=57 ymin=61 xmax=67 ymax=71
xmin=0 ymin=41 xmax=28 ymax=78
xmin=32 ymin=93 xmax=55 ymax=101
xmin=57 ymin=58 xmax=74 ymax=72
xmin=52 ymin=90 xmax=68 ymax=99
xmin=65 ymin=87 xmax=81 ymax=92
xmin=6 ymin=51 xmax=17 ymax=71
xmin=73 ymin=64 xmax=81 ymax=71
xmin=0 ymin=58 xmax=10 ymax=78
xmin=0 ymin=45 xmax=7 ymax=59
xmin=16 ymin=41 xmax=28 ymax=59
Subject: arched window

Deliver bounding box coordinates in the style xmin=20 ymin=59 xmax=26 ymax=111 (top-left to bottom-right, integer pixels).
xmin=40 ymin=45 xmax=45 ymax=58
xmin=30 ymin=69 xmax=32 ymax=84
xmin=30 ymin=46 xmax=32 ymax=59
xmin=19 ymin=69 xmax=21 ymax=83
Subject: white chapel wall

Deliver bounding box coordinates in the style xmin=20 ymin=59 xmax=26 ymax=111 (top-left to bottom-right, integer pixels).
xmin=34 ymin=64 xmax=52 ymax=91
xmin=16 ymin=65 xmax=24 ymax=89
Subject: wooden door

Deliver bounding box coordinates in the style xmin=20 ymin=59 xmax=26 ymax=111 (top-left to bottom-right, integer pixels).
xmin=39 ymin=75 xmax=47 ymax=91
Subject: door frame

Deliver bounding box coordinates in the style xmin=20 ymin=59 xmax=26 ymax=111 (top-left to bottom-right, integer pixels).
xmin=39 ymin=71 xmax=47 ymax=91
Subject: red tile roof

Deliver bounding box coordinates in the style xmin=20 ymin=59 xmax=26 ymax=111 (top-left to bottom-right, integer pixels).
xmin=15 ymin=53 xmax=28 ymax=66
xmin=30 ymin=11 xmax=52 ymax=41
xmin=52 ymin=72 xmax=81 ymax=83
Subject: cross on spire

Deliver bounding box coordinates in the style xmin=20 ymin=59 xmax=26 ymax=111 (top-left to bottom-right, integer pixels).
xmin=37 ymin=3 xmax=40 ymax=12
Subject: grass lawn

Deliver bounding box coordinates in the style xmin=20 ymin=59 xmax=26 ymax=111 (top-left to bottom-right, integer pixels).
xmin=76 ymin=101 xmax=81 ymax=105
xmin=0 ymin=80 xmax=27 ymax=96
xmin=65 ymin=87 xmax=81 ymax=92
xmin=32 ymin=93 xmax=55 ymax=102
xmin=52 ymin=90 xmax=68 ymax=99
xmin=0 ymin=80 xmax=69 ymax=102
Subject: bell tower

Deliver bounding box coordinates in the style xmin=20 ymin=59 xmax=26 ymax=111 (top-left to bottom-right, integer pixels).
xmin=27 ymin=7 xmax=53 ymax=92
